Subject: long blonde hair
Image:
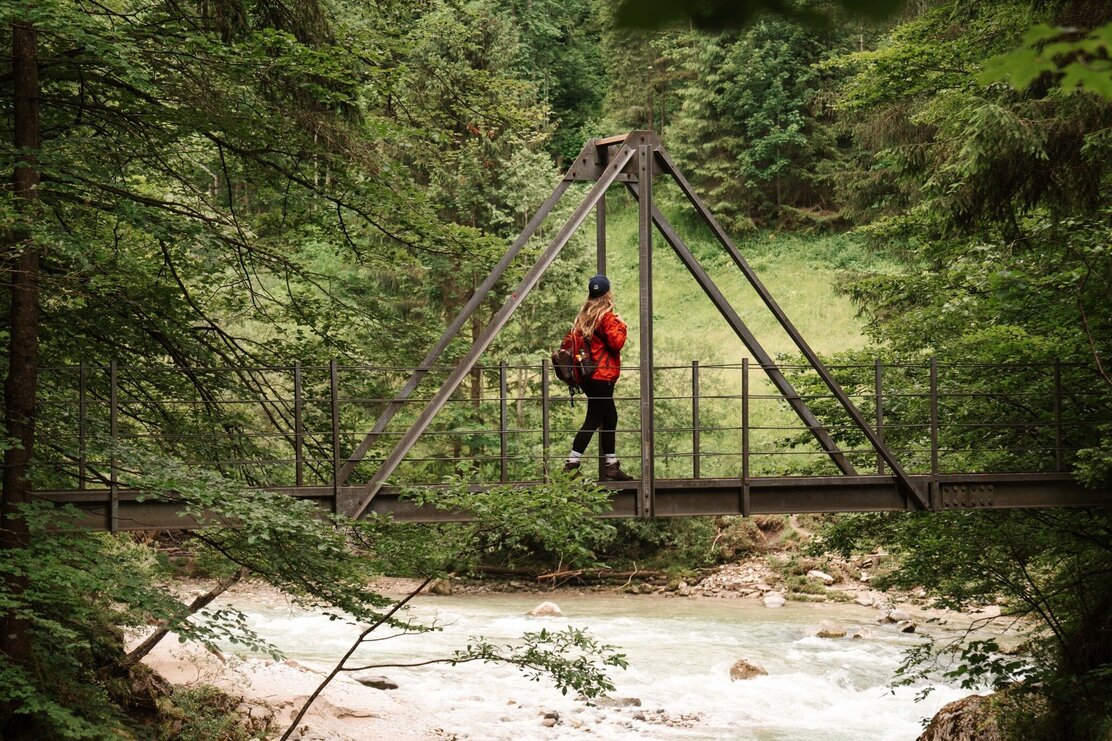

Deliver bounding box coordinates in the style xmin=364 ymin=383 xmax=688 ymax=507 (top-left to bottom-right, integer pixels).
xmin=572 ymin=292 xmax=614 ymax=338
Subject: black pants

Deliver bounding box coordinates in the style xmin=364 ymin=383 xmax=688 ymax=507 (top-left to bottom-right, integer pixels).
xmin=572 ymin=378 xmax=617 ymax=457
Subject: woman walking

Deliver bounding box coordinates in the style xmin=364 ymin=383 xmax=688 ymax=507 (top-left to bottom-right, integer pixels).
xmin=563 ymin=275 xmax=635 ymax=481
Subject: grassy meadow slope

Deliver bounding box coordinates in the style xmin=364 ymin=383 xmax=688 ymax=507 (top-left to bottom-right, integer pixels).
xmin=598 ymin=191 xmax=875 ymax=364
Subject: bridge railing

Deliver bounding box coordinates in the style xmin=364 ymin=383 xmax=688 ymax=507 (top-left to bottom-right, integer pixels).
xmin=30 ymin=359 xmax=1111 ymax=494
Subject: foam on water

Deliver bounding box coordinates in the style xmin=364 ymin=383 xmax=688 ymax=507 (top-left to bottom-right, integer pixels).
xmin=217 ymin=593 xmax=987 ymax=740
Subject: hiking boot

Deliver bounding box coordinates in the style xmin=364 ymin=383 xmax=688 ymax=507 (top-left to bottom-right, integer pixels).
xmin=562 ymin=460 xmax=581 ymax=478
xmin=601 ymin=460 xmax=635 ymax=481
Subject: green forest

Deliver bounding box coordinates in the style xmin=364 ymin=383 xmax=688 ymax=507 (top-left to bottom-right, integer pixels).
xmin=2 ymin=0 xmax=1111 ymax=738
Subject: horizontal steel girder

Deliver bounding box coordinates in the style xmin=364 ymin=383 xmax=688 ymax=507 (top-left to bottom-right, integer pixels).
xmin=34 ymin=474 xmax=1110 ymax=530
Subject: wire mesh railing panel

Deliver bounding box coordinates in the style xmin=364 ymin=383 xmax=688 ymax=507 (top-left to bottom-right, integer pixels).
xmin=31 ymin=359 xmax=1112 ymax=496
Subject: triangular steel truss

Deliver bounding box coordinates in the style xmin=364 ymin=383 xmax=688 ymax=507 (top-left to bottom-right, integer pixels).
xmin=338 ymin=132 xmax=928 ymax=519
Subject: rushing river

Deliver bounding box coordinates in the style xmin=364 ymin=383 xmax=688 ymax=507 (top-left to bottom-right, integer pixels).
xmin=220 ymin=592 xmax=990 ymax=740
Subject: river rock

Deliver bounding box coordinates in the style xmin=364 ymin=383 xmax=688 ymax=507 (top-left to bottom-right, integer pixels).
xmin=815 ymin=620 xmax=847 ymax=639
xmin=286 ymin=697 xmax=348 ymax=722
xmin=590 ymin=696 xmax=642 ymax=708
xmin=427 ymin=578 xmax=452 ymax=596
xmin=632 ymin=709 xmax=702 ymax=728
xmin=287 ymin=732 xmax=332 ymax=741
xmin=851 ymin=629 xmax=874 ymax=640
xmin=862 ymin=552 xmax=888 ymax=569
xmin=540 ymin=709 xmax=559 ymax=721
xmin=807 ymin=569 xmax=836 ymax=585
xmin=729 ymin=659 xmax=768 ymax=680
xmin=528 ymin=601 xmax=562 ymax=617
xmin=763 ymin=592 xmax=786 ymax=608
xmin=755 ymin=582 xmax=773 ymax=592
xmin=896 ymin=620 xmax=917 ymax=633
xmin=541 ymin=717 xmax=557 ymax=727
xmin=917 ymin=693 xmax=1003 ymax=741
xmin=969 ymin=604 xmax=1002 ymax=618
xmin=353 ymin=674 xmax=398 ymax=690
xmin=854 ymin=595 xmax=875 ymax=607
xmin=888 ymin=608 xmax=912 ymax=621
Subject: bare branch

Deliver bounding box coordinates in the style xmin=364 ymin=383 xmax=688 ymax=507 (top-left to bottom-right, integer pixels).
xmin=280 ymin=576 xmax=434 ymax=741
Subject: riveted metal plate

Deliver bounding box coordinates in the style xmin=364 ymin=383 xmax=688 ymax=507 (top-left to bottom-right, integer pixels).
xmin=564 ymin=131 xmax=660 ymax=183
xmin=941 ymin=483 xmax=994 ymax=508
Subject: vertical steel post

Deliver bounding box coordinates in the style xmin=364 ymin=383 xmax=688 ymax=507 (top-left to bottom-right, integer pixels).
xmin=499 ymin=361 xmax=509 ymax=483
xmin=874 ymin=359 xmax=885 ymax=476
xmin=595 ymin=137 xmax=608 ymax=274
xmin=691 ymin=360 xmax=700 ymax=479
xmin=742 ymin=357 xmax=750 ymax=516
xmin=330 ymin=359 xmax=340 ymax=513
xmin=109 ymin=360 xmax=118 ymax=533
xmin=596 ymin=193 xmax=607 ymax=275
xmin=1053 ymin=361 xmax=1064 ymax=472
xmin=637 ymin=144 xmax=655 ymax=518
xmin=78 ymin=361 xmax=87 ymax=490
xmin=294 ymin=362 xmax=304 ymax=486
xmin=929 ymin=357 xmax=940 ymax=510
xmin=542 ymin=359 xmax=551 ymax=481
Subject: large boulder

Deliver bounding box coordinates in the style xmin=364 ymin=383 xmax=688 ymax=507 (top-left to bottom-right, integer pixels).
xmin=917 ymin=693 xmax=1002 ymax=741
xmin=729 ymin=659 xmax=768 ymax=681
xmin=587 ymin=696 xmax=641 ymax=708
xmin=807 ymin=569 xmax=835 ymax=585
xmin=528 ymin=601 xmax=562 ymax=617
xmin=763 ymin=592 xmax=786 ymax=608
xmin=427 ymin=578 xmax=452 ymax=596
xmin=814 ymin=620 xmax=847 ymax=639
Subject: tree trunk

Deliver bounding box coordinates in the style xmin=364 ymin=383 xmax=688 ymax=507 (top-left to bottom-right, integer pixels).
xmin=121 ymin=570 xmax=246 ymax=668
xmin=2 ymin=19 xmax=42 ymax=735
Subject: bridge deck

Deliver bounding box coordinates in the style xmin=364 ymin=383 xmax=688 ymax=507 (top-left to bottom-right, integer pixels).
xmin=36 ymin=472 xmax=1110 ymax=531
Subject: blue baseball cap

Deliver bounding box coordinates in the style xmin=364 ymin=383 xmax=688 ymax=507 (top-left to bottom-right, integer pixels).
xmin=588 ymin=274 xmax=610 ymax=298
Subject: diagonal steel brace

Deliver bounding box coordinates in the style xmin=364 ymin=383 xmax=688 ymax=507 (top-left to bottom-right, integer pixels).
xmin=656 ymin=148 xmax=928 ymax=509
xmin=336 ymin=180 xmax=572 ymax=485
xmin=345 ymin=145 xmax=639 ymax=519
xmin=624 ymin=180 xmax=857 ymax=477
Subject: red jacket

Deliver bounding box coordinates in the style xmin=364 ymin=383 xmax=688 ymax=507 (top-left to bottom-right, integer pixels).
xmin=587 ymin=311 xmax=627 ymax=382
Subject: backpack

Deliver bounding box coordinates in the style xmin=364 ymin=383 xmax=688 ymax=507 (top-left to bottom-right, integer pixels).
xmin=551 ymin=330 xmax=597 ymax=391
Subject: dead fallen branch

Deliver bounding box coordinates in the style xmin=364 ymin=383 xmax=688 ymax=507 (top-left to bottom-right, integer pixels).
xmin=536 ymin=568 xmax=666 ymax=583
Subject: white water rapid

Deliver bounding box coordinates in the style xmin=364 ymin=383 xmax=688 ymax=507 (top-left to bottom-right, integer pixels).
xmin=221 ymin=592 xmax=990 ymax=740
